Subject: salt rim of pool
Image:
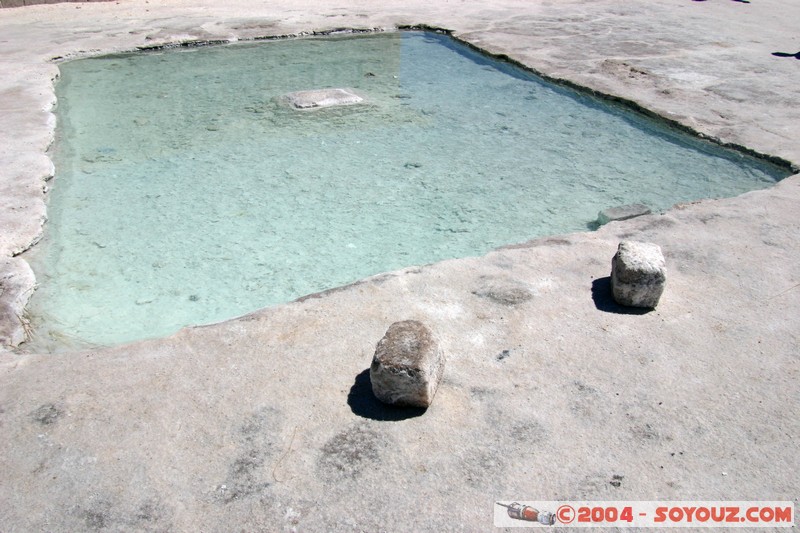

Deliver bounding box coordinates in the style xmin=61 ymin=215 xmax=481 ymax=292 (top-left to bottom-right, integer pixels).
xmin=3 ymin=26 xmax=798 ymax=353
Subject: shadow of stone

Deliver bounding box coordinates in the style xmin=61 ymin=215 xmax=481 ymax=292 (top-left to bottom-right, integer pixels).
xmin=347 ymin=369 xmax=427 ymax=421
xmin=591 ymin=277 xmax=652 ymax=315
xmin=772 ymin=51 xmax=800 ymax=59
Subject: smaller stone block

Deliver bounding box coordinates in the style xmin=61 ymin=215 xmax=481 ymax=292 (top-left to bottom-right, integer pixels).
xmin=370 ymin=320 xmax=445 ymax=408
xmin=284 ymin=88 xmax=363 ymax=110
xmin=597 ymin=204 xmax=652 ymax=226
xmin=611 ymin=241 xmax=666 ymax=308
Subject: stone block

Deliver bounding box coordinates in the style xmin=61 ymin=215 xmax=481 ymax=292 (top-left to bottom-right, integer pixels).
xmin=597 ymin=203 xmax=652 ymax=226
xmin=284 ymin=88 xmax=363 ymax=110
xmin=370 ymin=320 xmax=445 ymax=408
xmin=611 ymin=241 xmax=666 ymax=308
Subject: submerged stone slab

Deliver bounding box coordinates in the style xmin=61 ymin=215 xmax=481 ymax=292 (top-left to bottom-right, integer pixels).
xmin=370 ymin=320 xmax=445 ymax=408
xmin=284 ymin=88 xmax=363 ymax=110
xmin=597 ymin=203 xmax=652 ymax=225
xmin=611 ymin=241 xmax=666 ymax=308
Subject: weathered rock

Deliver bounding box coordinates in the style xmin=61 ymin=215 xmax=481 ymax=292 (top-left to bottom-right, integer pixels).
xmin=610 ymin=241 xmax=666 ymax=308
xmin=0 ymin=257 xmax=36 ymax=348
xmin=597 ymin=203 xmax=652 ymax=225
xmin=370 ymin=320 xmax=445 ymax=408
xmin=284 ymin=88 xmax=363 ymax=110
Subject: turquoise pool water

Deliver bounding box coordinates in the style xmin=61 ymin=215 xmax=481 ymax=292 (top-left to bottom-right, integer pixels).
xmin=26 ymin=31 xmax=791 ymax=349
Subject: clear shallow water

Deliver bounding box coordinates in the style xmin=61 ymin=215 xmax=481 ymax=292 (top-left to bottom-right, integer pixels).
xmin=26 ymin=31 xmax=790 ymax=349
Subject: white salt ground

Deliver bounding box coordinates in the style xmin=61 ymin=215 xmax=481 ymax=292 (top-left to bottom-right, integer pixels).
xmin=0 ymin=1 xmax=798 ymax=531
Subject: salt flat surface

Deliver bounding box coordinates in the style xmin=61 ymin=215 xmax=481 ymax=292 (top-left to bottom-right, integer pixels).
xmin=0 ymin=1 xmax=798 ymax=531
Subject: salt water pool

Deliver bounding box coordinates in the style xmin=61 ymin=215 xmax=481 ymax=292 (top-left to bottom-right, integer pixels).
xmin=24 ymin=31 xmax=791 ymax=349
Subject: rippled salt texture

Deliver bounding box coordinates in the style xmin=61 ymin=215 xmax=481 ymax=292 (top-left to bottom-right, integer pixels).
xmin=26 ymin=31 xmax=790 ymax=349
